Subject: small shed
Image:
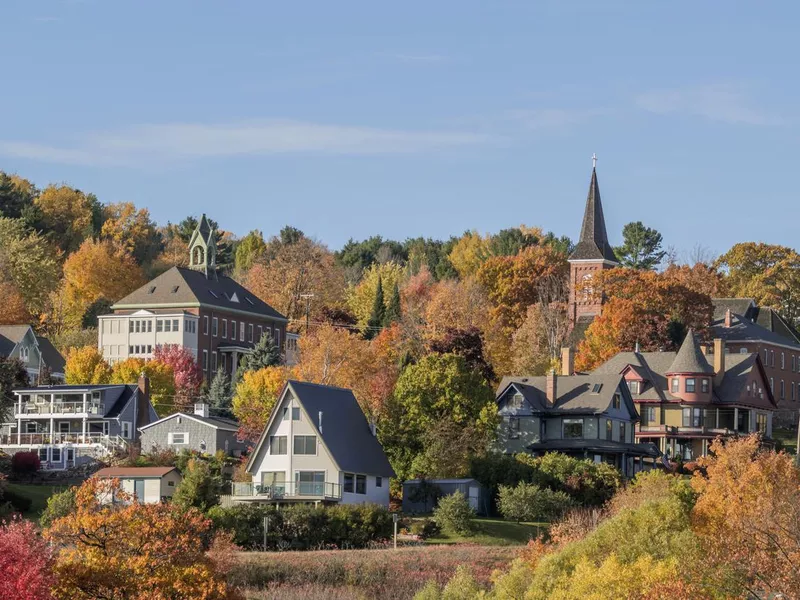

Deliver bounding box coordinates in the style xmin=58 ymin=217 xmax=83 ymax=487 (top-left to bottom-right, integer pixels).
xmin=94 ymin=466 xmax=182 ymax=504
xmin=402 ymin=478 xmax=490 ymax=516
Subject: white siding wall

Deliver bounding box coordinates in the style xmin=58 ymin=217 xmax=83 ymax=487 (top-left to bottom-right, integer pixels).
xmin=98 ymin=313 xmax=198 ymax=363
xmin=341 ymin=474 xmax=390 ymax=506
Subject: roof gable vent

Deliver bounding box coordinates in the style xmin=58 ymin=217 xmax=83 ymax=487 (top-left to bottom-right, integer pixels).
xmin=230 ymin=292 xmax=240 ymax=303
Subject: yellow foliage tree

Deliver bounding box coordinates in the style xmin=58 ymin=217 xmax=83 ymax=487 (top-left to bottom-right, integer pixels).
xmin=64 ymin=346 xmax=111 ymax=384
xmin=346 ymin=261 xmax=406 ymax=332
xmin=232 ymin=366 xmax=289 ymax=442
xmin=448 ymin=231 xmax=490 ymax=279
xmin=34 ymin=184 xmax=95 ymax=254
xmin=62 ymin=239 xmax=146 ymax=330
xmin=101 ymin=202 xmax=162 ymax=265
xmin=110 ymin=358 xmax=175 ymax=414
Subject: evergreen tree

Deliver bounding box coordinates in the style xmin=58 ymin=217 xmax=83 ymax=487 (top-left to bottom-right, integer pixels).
xmin=384 ymin=282 xmax=402 ymax=326
xmin=237 ymin=333 xmax=281 ymax=377
xmin=615 ymin=221 xmax=666 ymax=270
xmin=206 ymin=368 xmax=231 ymax=416
xmin=365 ymin=276 xmax=385 ymax=339
xmin=172 ymin=459 xmax=221 ymax=511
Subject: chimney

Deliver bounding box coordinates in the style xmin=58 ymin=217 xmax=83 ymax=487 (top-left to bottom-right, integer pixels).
xmin=318 ymin=411 xmax=323 ymax=434
xmin=561 ymin=347 xmax=574 ymax=376
xmin=713 ymin=338 xmax=725 ymax=387
xmin=724 ymin=309 xmax=733 ymax=328
xmin=369 ymin=417 xmax=377 ymax=437
xmin=137 ymin=374 xmax=151 ymax=428
xmin=194 ymin=403 xmax=209 ymax=418
xmin=546 ymin=369 xmax=557 ymax=406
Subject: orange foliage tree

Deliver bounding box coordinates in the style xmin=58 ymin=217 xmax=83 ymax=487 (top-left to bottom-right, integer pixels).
xmin=576 ymin=268 xmax=713 ymax=371
xmin=44 ymin=478 xmax=239 ymax=600
xmin=692 ymin=436 xmax=800 ymax=597
xmin=0 ymin=280 xmax=31 ymax=324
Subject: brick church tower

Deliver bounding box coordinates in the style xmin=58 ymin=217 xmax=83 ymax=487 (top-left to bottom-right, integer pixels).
xmin=568 ymin=159 xmax=619 ymax=327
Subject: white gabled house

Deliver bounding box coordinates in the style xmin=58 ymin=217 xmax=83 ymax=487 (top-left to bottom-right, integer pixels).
xmin=234 ymin=381 xmax=394 ymax=507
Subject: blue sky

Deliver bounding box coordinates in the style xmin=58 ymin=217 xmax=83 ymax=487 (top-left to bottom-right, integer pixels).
xmin=1 ymin=1 xmax=797 ymax=257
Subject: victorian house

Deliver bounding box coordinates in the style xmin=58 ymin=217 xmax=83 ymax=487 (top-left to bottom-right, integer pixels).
xmin=592 ymin=331 xmax=776 ymax=462
xmin=0 ymin=325 xmax=66 ymax=383
xmin=97 ymin=216 xmax=288 ymax=380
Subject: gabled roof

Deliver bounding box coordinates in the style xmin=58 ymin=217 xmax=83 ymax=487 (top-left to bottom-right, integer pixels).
xmin=0 ymin=325 xmax=32 ymax=356
xmin=496 ymin=373 xmax=634 ymax=415
xmin=712 ymin=298 xmax=756 ymax=321
xmin=666 ymin=330 xmax=714 ymax=374
xmin=139 ymin=411 xmax=239 ymax=432
xmin=112 ymin=266 xmax=287 ymax=321
xmin=568 ymin=168 xmax=619 ymax=263
xmin=711 ymin=312 xmax=800 ymax=349
xmin=248 ymin=381 xmax=395 ymax=478
xmin=95 ymin=466 xmax=178 ymax=478
xmin=35 ymin=336 xmax=65 ymax=374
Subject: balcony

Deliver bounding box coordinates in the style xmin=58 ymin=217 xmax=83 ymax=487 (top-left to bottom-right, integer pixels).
xmin=637 ymin=425 xmax=749 ymax=437
xmin=231 ymin=481 xmax=342 ymax=502
xmin=15 ymin=402 xmax=105 ymax=417
xmin=0 ymin=432 xmax=127 ymax=448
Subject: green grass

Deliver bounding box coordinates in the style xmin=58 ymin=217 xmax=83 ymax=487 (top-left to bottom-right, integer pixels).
xmin=424 ymin=517 xmax=548 ymax=546
xmin=5 ymin=483 xmax=65 ymax=521
xmin=773 ymin=427 xmax=798 ymax=455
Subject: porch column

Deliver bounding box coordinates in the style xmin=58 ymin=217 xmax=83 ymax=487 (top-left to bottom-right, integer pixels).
xmin=49 ymin=393 xmax=54 ymax=414
xmin=715 ymin=408 xmax=719 ymax=429
xmin=16 ymin=395 xmax=22 ymax=444
xmin=734 ymin=407 xmax=739 ymax=433
xmin=49 ymin=417 xmax=54 ymax=443
xmin=82 ymin=393 xmax=88 ymax=443
xmin=701 ymin=439 xmax=708 ymax=456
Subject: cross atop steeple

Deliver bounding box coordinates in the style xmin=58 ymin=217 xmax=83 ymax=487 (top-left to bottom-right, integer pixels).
xmin=592 ymin=153 xmax=597 ymax=169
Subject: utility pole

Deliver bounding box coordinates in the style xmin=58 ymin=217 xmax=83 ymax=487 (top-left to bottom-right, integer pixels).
xmin=300 ymin=293 xmax=314 ymax=333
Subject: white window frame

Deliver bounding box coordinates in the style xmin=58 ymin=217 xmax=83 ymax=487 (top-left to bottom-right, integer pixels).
xmin=293 ymin=435 xmax=317 ymax=455
xmin=121 ymin=421 xmax=133 ymax=439
xmin=168 ymin=432 xmax=188 ymax=445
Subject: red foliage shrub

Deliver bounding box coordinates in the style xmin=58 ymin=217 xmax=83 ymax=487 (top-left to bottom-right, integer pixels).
xmin=0 ymin=517 xmax=56 ymax=600
xmin=11 ymin=451 xmax=41 ymax=479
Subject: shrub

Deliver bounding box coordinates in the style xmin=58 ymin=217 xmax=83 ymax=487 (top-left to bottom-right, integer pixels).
xmin=39 ymin=488 xmax=76 ymax=528
xmin=2 ymin=488 xmax=33 ymax=513
xmin=518 ymin=452 xmax=621 ymax=506
xmin=172 ymin=458 xmax=222 ymax=511
xmin=497 ymin=482 xmax=573 ymax=522
xmin=0 ymin=517 xmax=56 ymax=600
xmin=433 ymin=492 xmax=475 ymax=536
xmin=10 ymin=451 xmax=40 ymax=480
xmin=409 ymin=518 xmax=440 ymax=540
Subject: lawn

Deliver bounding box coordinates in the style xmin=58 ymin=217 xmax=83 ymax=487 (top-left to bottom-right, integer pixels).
xmin=5 ymin=483 xmax=64 ymax=521
xmin=424 ymin=516 xmax=547 ymax=545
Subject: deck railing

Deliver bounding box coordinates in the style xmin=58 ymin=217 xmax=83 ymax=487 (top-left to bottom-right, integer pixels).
xmin=231 ymin=481 xmax=342 ymax=500
xmin=15 ymin=402 xmax=105 ymax=416
xmin=0 ymin=432 xmax=127 ymax=448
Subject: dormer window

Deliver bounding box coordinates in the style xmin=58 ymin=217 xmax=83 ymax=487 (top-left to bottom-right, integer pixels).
xmin=613 ymin=393 xmax=621 ymax=409
xmin=627 ymin=381 xmax=639 ymax=395
xmin=510 ymin=392 xmax=523 ymax=410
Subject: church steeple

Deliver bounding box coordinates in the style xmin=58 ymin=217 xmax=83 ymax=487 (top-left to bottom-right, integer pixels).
xmin=188 ymin=214 xmax=218 ymax=279
xmin=569 ymin=163 xmax=619 ymax=264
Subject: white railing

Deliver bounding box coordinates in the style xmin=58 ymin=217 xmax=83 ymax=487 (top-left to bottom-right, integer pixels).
xmin=15 ymin=402 xmax=105 ymax=416
xmin=232 ymin=481 xmax=342 ymax=500
xmin=0 ymin=432 xmax=127 ymax=449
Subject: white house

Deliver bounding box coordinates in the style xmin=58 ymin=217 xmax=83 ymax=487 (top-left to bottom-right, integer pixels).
xmin=94 ymin=466 xmax=182 ymax=504
xmin=234 ymin=381 xmax=395 ymax=507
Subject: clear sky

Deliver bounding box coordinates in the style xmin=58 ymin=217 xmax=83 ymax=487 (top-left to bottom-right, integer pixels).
xmin=1 ymin=1 xmax=797 ymax=257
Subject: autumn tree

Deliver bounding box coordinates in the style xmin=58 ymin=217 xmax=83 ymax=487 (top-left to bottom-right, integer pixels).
xmin=428 ymin=327 xmax=495 ymax=382
xmin=615 ymin=221 xmax=666 ymax=270
xmin=335 ymin=235 xmax=406 ymax=282
xmin=100 ymin=202 xmax=163 ymax=266
xmin=231 ymin=366 xmax=287 ymax=442
xmin=62 ymin=239 xmax=146 ymax=330
xmin=64 ymin=346 xmax=111 ymax=385
xmin=365 ymin=276 xmax=386 ymax=339
xmin=110 ymin=358 xmax=175 ymax=414
xmin=347 ymin=261 xmax=405 ymax=333
xmin=0 ymin=280 xmax=31 ymax=324
xmin=172 ymin=459 xmax=222 ymax=511
xmin=0 ymin=172 xmax=36 ymax=219
xmin=152 ymin=345 xmax=202 ymax=410
xmin=0 ymin=517 xmax=56 ymax=600
xmin=692 ymin=436 xmax=800 ymax=597
xmin=385 ymin=281 xmax=402 ymax=325
xmin=662 ymin=262 xmax=729 ymax=299
xmin=34 ymin=184 xmax=97 ymax=254
xmin=511 ymin=304 xmax=555 ymax=375
xmin=45 ymin=478 xmax=236 ymax=600
xmin=576 ymin=268 xmax=714 ymax=371
xmin=448 ymin=230 xmax=490 ymax=278
xmin=715 ymin=242 xmax=800 ymax=323
xmin=234 ymin=229 xmax=267 ymax=273
xmin=0 ymin=217 xmax=60 ymax=316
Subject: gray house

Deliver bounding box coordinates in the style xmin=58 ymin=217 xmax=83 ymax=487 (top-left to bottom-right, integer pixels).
xmin=0 ymin=375 xmax=158 ymax=470
xmin=496 ymin=351 xmax=661 ymax=477
xmin=139 ymin=403 xmax=247 ymax=456
xmin=0 ymin=325 xmax=66 ymax=383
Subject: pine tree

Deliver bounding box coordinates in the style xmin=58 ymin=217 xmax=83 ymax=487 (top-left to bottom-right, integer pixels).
xmin=238 ymin=332 xmax=281 ymax=376
xmin=384 ymin=282 xmax=402 ymax=326
xmin=206 ymin=368 xmax=231 ymax=416
xmin=365 ymin=276 xmax=385 ymax=339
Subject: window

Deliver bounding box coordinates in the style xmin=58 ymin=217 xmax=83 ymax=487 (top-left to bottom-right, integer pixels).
xmin=282 ymin=407 xmax=290 ymax=421
xmin=293 ymin=435 xmax=317 ymax=455
xmin=212 ymin=351 xmax=218 ymax=371
xmin=147 ymin=320 xmax=152 ymax=332
xmin=231 ymin=321 xmax=237 ymax=340
xmin=156 ymin=320 xmax=163 ymax=332
xmin=147 ymin=345 xmax=152 ymax=354
xmin=740 ymin=347 xmax=747 ymax=354
xmin=782 ymin=353 xmax=786 ymax=370
xmin=59 ymin=422 xmax=70 ymax=433
xmin=249 ymin=324 xmax=254 ymax=343
xmin=510 ymin=392 xmax=523 ymax=410
xmin=169 ymin=432 xmax=188 ymax=445
xmin=781 ymin=380 xmax=785 ymax=399
xmin=770 ymin=377 xmax=774 ymax=392
xmin=129 ymin=346 xmax=134 ymax=355
xmin=261 ymin=471 xmax=285 ymax=488
xmin=563 ymin=419 xmax=584 ymax=439
xmin=38 ymin=448 xmax=47 ymax=461
xmin=606 ymin=419 xmax=612 ymax=440
xmin=756 ymin=413 xmax=768 ymax=433
xmin=685 ymin=378 xmax=696 ymax=393
xmin=121 ymin=422 xmax=132 ymax=438
xmin=356 ymin=474 xmax=367 ymax=494
xmin=212 ymin=317 xmax=218 ymax=337
xmin=51 ymin=448 xmax=61 ymax=462
xmin=682 ymin=407 xmax=701 ymax=427
xmin=671 ymin=378 xmax=679 ymax=393
xmin=240 ymin=322 xmax=245 ymax=342
xmin=202 ymin=350 xmax=209 ymax=371
xmin=508 ymin=417 xmax=520 ymax=439
xmin=627 ymin=381 xmax=639 ymax=395
xmin=274 ymin=329 xmax=281 ymax=350
xmin=291 ymin=407 xmax=301 ymax=421
xmin=344 ymin=473 xmax=354 ymax=493
xmin=164 ymin=319 xmax=171 ymax=333
xmin=771 ymin=350 xmax=775 ymax=367
xmin=258 ymin=325 xmax=264 ymax=340
xmin=613 ymin=393 xmax=621 ymax=409
xmin=129 ymin=320 xmax=135 ymax=333
xmin=701 ymin=378 xmax=709 ymax=393
xmin=173 ymin=319 xmax=179 ymax=331
xmin=376 ymin=476 xmax=383 ymax=488
xmin=203 ymin=316 xmax=209 ymax=335
xmin=764 ymin=349 xmax=768 ymax=364
xmin=794 ymin=356 xmax=797 ymax=372
xmin=269 ymin=436 xmax=287 ymax=455
xmin=643 ymin=406 xmax=656 ymax=424
xmin=222 ymin=319 xmax=227 ymax=339
xmin=619 ymin=422 xmax=626 ymax=442
xmin=793 ymin=382 xmax=796 ymax=401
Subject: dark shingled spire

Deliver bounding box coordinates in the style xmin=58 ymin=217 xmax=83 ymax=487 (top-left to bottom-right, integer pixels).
xmin=667 ymin=329 xmax=714 ymax=374
xmin=568 ymin=168 xmax=619 ymax=263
